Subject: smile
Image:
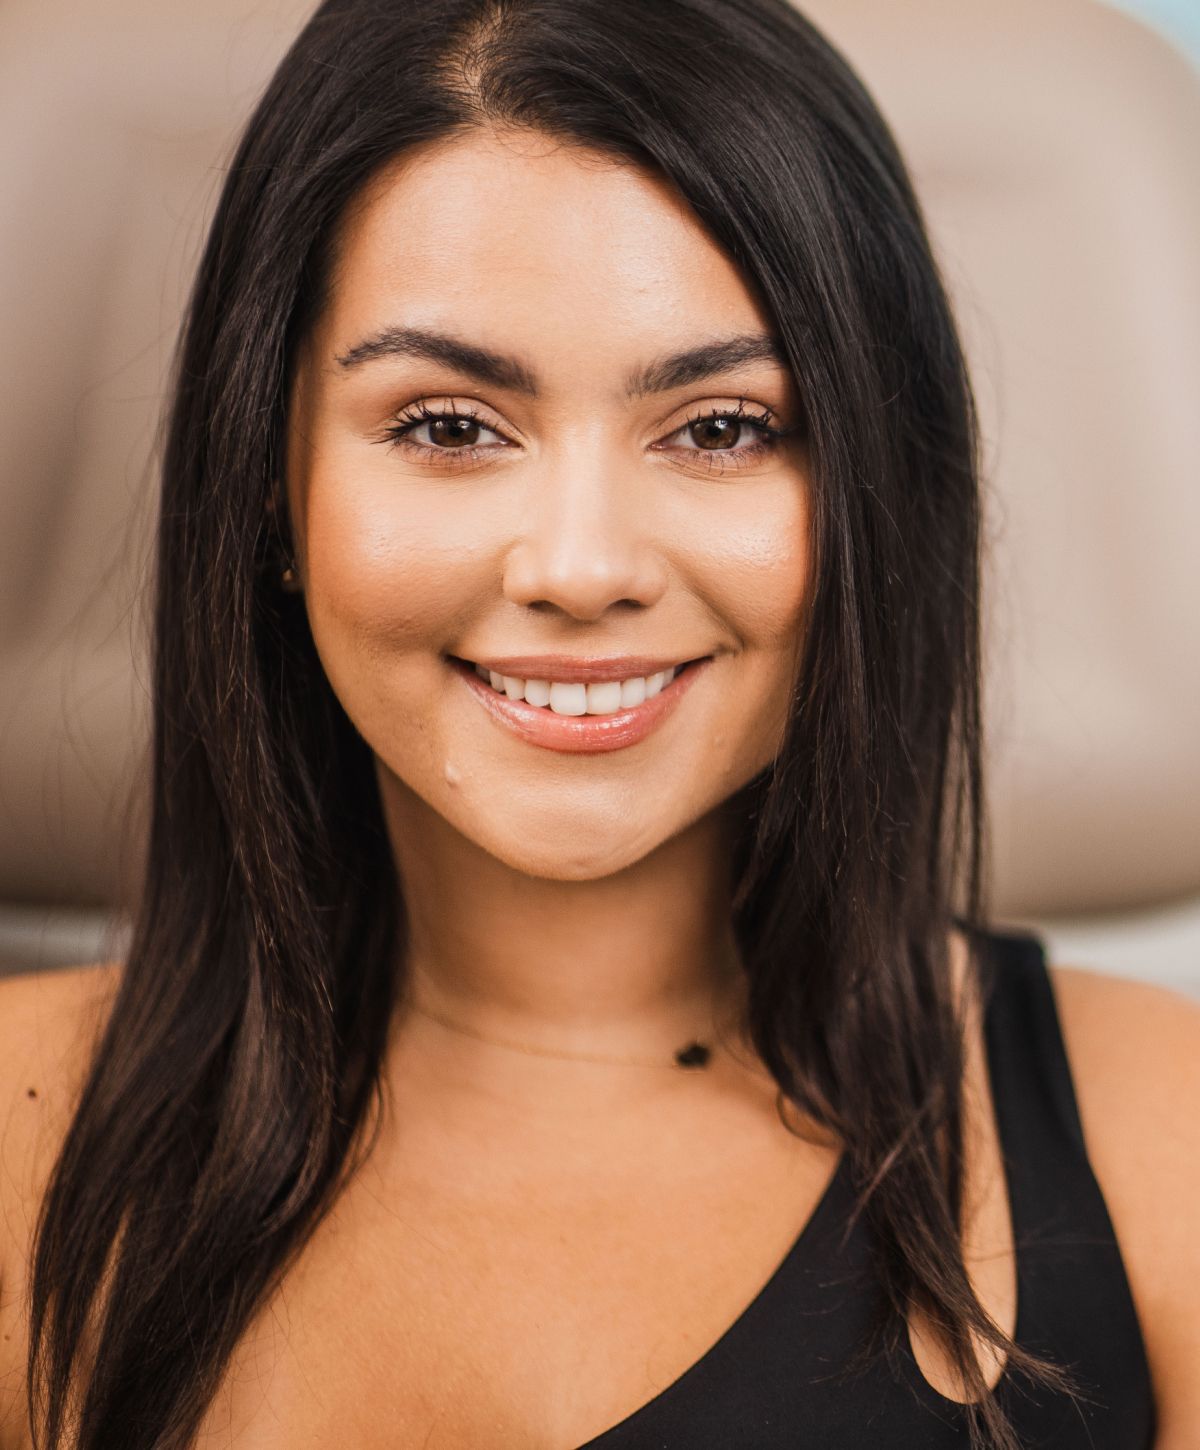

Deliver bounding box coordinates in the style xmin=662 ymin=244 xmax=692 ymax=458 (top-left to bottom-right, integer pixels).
xmin=446 ymin=655 xmax=712 ymax=754
xmin=470 ymin=661 xmax=687 ymax=715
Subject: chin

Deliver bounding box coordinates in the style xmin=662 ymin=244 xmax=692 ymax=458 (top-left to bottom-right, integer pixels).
xmin=460 ymin=805 xmax=674 ymax=880
xmin=491 ymin=833 xmax=660 ymax=883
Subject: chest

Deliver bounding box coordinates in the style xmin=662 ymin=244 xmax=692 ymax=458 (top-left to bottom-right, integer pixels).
xmin=196 ymin=1135 xmax=846 ymax=1449
xmin=195 ymin=1081 xmax=1016 ymax=1450
xmin=0 ymin=989 xmax=1020 ymax=1450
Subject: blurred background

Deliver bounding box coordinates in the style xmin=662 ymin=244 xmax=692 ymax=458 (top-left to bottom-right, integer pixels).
xmin=1 ymin=0 xmax=1197 ymax=994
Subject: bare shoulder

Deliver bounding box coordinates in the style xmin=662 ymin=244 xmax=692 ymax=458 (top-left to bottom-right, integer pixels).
xmin=0 ymin=962 xmax=123 ymax=1446
xmin=0 ymin=959 xmax=123 ymax=1228
xmin=0 ymin=960 xmax=123 ymax=1109
xmin=1049 ymin=964 xmax=1200 ymax=1152
xmin=1048 ymin=963 xmax=1200 ymax=1442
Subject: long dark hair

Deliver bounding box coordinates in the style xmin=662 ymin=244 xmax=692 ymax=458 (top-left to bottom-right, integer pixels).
xmin=27 ymin=1 xmax=1083 ymax=1445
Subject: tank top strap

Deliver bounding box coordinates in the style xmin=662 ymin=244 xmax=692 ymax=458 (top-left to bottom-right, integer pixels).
xmin=974 ymin=925 xmax=1089 ymax=1171
xmin=962 ymin=924 xmax=1157 ymax=1444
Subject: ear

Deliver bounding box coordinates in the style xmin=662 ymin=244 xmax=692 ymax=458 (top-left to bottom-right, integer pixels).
xmin=262 ymin=482 xmax=302 ymax=592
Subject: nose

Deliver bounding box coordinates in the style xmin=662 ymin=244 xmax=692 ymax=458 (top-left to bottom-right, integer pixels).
xmin=501 ymin=455 xmax=669 ymax=621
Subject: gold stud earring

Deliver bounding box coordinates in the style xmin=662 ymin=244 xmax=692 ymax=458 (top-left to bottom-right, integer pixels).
xmin=280 ymin=563 xmax=302 ymax=592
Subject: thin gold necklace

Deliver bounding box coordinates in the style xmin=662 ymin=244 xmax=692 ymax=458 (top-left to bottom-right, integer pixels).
xmin=407 ymin=998 xmax=714 ymax=1070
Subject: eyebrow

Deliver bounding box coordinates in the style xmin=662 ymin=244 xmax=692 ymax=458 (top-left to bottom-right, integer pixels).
xmin=333 ymin=325 xmax=788 ymax=398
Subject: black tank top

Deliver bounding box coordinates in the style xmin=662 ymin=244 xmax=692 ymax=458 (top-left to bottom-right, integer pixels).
xmin=576 ymin=926 xmax=1156 ymax=1448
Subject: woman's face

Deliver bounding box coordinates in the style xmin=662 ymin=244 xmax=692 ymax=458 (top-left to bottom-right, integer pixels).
xmin=286 ymin=128 xmax=812 ymax=880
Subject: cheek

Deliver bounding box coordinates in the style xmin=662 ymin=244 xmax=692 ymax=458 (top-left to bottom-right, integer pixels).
xmin=292 ymin=466 xmax=489 ymax=778
xmin=704 ymin=485 xmax=812 ymax=653
xmin=299 ymin=470 xmax=478 ymax=671
xmin=702 ymin=486 xmax=812 ymax=760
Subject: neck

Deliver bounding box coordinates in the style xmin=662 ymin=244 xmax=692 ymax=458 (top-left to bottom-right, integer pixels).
xmin=378 ymin=771 xmax=750 ymax=1077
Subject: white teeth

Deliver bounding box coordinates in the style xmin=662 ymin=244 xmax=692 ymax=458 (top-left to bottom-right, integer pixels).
xmin=470 ymin=662 xmax=681 ymax=715
xmin=619 ymin=675 xmax=646 ymax=708
xmin=549 ymin=681 xmax=588 ymax=716
xmin=585 ymin=681 xmax=623 ymax=715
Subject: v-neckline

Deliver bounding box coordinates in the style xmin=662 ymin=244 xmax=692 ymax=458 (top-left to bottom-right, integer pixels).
xmin=571 ymin=1146 xmax=853 ymax=1449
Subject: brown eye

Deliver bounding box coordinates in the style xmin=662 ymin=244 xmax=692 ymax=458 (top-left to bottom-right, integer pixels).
xmin=658 ymin=406 xmax=789 ymax=476
xmin=690 ymin=416 xmax=743 ymax=450
xmin=381 ymin=405 xmax=507 ymax=459
xmin=426 ymin=416 xmax=483 ymax=448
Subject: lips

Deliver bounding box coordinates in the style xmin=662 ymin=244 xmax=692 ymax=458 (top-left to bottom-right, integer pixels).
xmin=449 ymin=653 xmax=712 ymax=754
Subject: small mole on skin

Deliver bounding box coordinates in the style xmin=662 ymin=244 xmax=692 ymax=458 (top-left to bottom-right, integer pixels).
xmin=26 ymin=1087 xmax=37 ymax=1099
xmin=443 ymin=760 xmax=462 ymax=787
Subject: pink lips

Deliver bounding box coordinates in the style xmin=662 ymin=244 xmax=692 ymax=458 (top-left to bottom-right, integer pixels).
xmin=450 ymin=656 xmax=711 ymax=754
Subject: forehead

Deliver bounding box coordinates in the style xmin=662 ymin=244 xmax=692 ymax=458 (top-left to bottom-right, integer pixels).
xmin=311 ymin=127 xmax=774 ymax=372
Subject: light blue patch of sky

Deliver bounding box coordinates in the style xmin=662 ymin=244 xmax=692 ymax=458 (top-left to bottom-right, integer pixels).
xmin=1097 ymin=0 xmax=1200 ymax=69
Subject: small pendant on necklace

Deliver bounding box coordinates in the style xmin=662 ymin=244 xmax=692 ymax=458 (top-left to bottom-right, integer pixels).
xmin=674 ymin=1040 xmax=711 ymax=1069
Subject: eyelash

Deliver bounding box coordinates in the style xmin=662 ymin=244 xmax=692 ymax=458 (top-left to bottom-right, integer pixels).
xmin=379 ymin=398 xmax=793 ymax=474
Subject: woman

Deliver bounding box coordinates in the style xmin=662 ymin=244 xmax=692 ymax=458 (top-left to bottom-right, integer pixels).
xmin=0 ymin=0 xmax=1194 ymax=1445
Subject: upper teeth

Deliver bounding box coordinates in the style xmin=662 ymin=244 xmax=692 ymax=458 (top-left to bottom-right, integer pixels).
xmin=472 ymin=664 xmax=679 ymax=715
